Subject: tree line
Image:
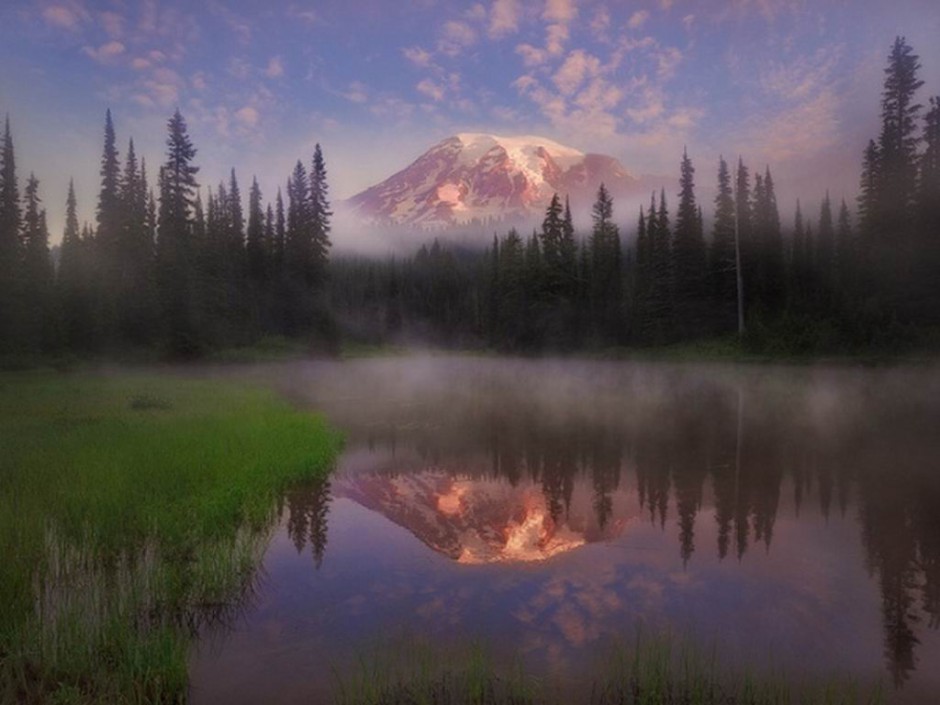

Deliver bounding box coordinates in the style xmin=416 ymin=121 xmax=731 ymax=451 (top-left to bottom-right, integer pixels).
xmin=2 ymin=36 xmax=938 ymax=359
xmin=0 ymin=109 xmax=333 ymax=358
xmin=332 ymin=36 xmax=940 ymax=353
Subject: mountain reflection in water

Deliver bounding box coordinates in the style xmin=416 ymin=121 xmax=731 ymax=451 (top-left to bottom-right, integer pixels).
xmin=193 ymin=358 xmax=940 ymax=703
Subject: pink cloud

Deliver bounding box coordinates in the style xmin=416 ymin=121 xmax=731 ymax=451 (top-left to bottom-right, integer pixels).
xmin=628 ymin=10 xmax=650 ymax=30
xmin=42 ymin=4 xmax=86 ymax=31
xmin=235 ymin=106 xmax=260 ymax=128
xmin=403 ymin=46 xmax=433 ymax=68
xmin=488 ymin=0 xmax=520 ymax=38
xmin=82 ymin=41 xmax=126 ymax=64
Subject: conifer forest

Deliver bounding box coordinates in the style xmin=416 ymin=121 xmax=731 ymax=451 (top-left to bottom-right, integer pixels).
xmin=3 ymin=8 xmax=940 ymax=704
xmin=1 ymin=37 xmax=938 ymax=359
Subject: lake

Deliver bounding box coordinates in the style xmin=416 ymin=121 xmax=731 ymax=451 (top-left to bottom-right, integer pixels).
xmin=188 ymin=357 xmax=940 ymax=703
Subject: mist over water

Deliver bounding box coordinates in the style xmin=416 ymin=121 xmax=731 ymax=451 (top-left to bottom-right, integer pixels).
xmin=190 ymin=357 xmax=940 ymax=703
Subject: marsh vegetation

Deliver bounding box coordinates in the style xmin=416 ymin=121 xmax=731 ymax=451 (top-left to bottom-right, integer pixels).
xmin=0 ymin=373 xmax=341 ymax=703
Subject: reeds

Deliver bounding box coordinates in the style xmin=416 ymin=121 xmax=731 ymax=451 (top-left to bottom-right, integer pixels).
xmin=0 ymin=372 xmax=342 ymax=703
xmin=332 ymin=634 xmax=885 ymax=705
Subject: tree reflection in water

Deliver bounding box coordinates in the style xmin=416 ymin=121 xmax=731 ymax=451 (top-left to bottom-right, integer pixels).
xmin=274 ymin=360 xmax=940 ymax=687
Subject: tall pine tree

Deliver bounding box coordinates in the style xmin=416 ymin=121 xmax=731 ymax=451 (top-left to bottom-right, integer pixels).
xmin=156 ymin=110 xmax=200 ymax=355
xmin=672 ymin=149 xmax=706 ymax=336
xmin=0 ymin=116 xmax=21 ymax=348
xmin=710 ymin=157 xmax=737 ymax=330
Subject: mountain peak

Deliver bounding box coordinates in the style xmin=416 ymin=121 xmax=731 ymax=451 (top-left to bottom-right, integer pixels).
xmin=347 ymin=133 xmax=644 ymax=229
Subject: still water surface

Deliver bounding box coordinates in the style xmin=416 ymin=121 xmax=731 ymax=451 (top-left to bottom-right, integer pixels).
xmin=189 ymin=357 xmax=940 ymax=703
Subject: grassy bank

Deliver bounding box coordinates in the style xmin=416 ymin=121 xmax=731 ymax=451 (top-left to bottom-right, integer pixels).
xmin=0 ymin=372 xmax=342 ymax=704
xmin=334 ymin=635 xmax=884 ymax=705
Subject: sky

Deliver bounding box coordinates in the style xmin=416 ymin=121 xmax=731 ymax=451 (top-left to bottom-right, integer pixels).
xmin=1 ymin=0 xmax=939 ymax=244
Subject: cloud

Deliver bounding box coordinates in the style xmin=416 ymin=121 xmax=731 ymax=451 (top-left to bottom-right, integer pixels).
xmin=341 ymin=81 xmax=369 ymax=103
xmin=491 ymin=105 xmax=521 ymax=122
xmin=287 ymin=4 xmax=318 ymax=25
xmin=545 ymin=22 xmax=569 ymax=56
xmin=82 ymin=41 xmax=126 ymax=64
xmin=438 ymin=20 xmax=477 ymax=56
xmin=403 ymin=46 xmax=433 ymax=68
xmin=142 ymin=80 xmax=178 ymax=108
xmin=553 ymin=50 xmax=601 ymax=96
xmin=719 ymin=0 xmax=802 ymax=23
xmin=227 ymin=57 xmax=251 ymax=80
xmin=738 ymin=45 xmax=844 ymax=163
xmin=746 ymin=90 xmax=840 ymax=162
xmin=760 ymin=48 xmax=839 ymax=101
xmin=416 ymin=78 xmax=446 ymax=102
xmin=543 ymin=0 xmax=576 ymax=24
xmin=209 ymin=1 xmax=251 ymax=42
xmin=100 ymin=10 xmax=123 ymax=38
xmin=191 ymin=72 xmax=207 ymax=90
xmin=131 ymin=57 xmax=151 ymax=71
xmin=539 ymin=0 xmax=576 ymax=57
xmin=369 ymin=96 xmax=415 ymax=121
xmin=235 ymin=106 xmax=260 ymax=128
xmin=465 ymin=3 xmax=488 ymax=22
xmin=516 ymin=43 xmax=547 ymax=67
xmin=656 ymin=46 xmax=683 ymax=79
xmin=628 ymin=10 xmax=650 ymax=30
xmin=590 ymin=8 xmax=611 ymax=40
xmin=488 ymin=0 xmax=520 ymax=38
xmin=265 ymin=56 xmax=284 ymax=78
xmin=625 ymin=84 xmax=666 ymax=124
xmin=42 ymin=4 xmax=88 ymax=31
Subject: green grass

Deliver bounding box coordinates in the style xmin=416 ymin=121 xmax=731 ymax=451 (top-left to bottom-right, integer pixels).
xmin=333 ymin=634 xmax=885 ymax=705
xmin=0 ymin=372 xmax=343 ymax=704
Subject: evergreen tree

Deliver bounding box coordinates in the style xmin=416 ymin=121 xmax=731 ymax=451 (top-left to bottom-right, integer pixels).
xmin=275 ymin=187 xmax=286 ymax=272
xmin=835 ymin=199 xmax=856 ymax=299
xmin=560 ymin=195 xmax=578 ymax=299
xmin=540 ymin=193 xmax=564 ymax=294
xmin=734 ymin=158 xmax=755 ymax=316
xmin=0 ymin=116 xmax=21 ymax=347
xmin=646 ymin=189 xmax=673 ymax=341
xmin=21 ymin=174 xmax=53 ymax=350
xmin=497 ymin=228 xmax=526 ymax=347
xmin=710 ymin=157 xmax=737 ymax=329
xmin=875 ymin=37 xmax=923 ymax=240
xmin=309 ymin=144 xmax=332 ymax=285
xmin=756 ymin=166 xmax=785 ymax=313
xmin=244 ymin=177 xmax=266 ymax=333
xmin=633 ymin=206 xmax=650 ymax=338
xmin=858 ymin=139 xmax=881 ymax=245
xmin=816 ymin=192 xmax=835 ymax=301
xmin=156 ymin=110 xmax=200 ymax=355
xmin=223 ymin=168 xmax=246 ymax=335
xmin=286 ymin=161 xmax=311 ymax=282
xmin=95 ymin=109 xmax=122 ymax=338
xmin=589 ymin=183 xmax=622 ymax=342
xmin=246 ymin=177 xmax=265 ymax=282
xmin=193 ymin=191 xmax=206 ymax=242
xmin=97 ymin=109 xmax=122 ymax=248
xmin=918 ymin=97 xmax=940 ymax=245
xmin=789 ymin=200 xmax=809 ymax=308
xmin=58 ymin=179 xmax=93 ymax=349
xmin=284 ymin=160 xmax=320 ymax=333
xmin=117 ymin=138 xmax=154 ymax=343
xmin=672 ymin=149 xmax=707 ymax=335
xmin=523 ymin=230 xmax=542 ymax=346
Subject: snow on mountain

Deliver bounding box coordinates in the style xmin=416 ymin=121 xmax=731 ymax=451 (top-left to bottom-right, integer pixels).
xmin=333 ymin=470 xmax=632 ymax=564
xmin=346 ymin=133 xmax=650 ymax=229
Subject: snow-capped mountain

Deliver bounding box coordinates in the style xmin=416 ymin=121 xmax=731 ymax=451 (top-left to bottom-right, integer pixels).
xmin=334 ymin=470 xmax=631 ymax=564
xmin=346 ymin=133 xmax=654 ymax=229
